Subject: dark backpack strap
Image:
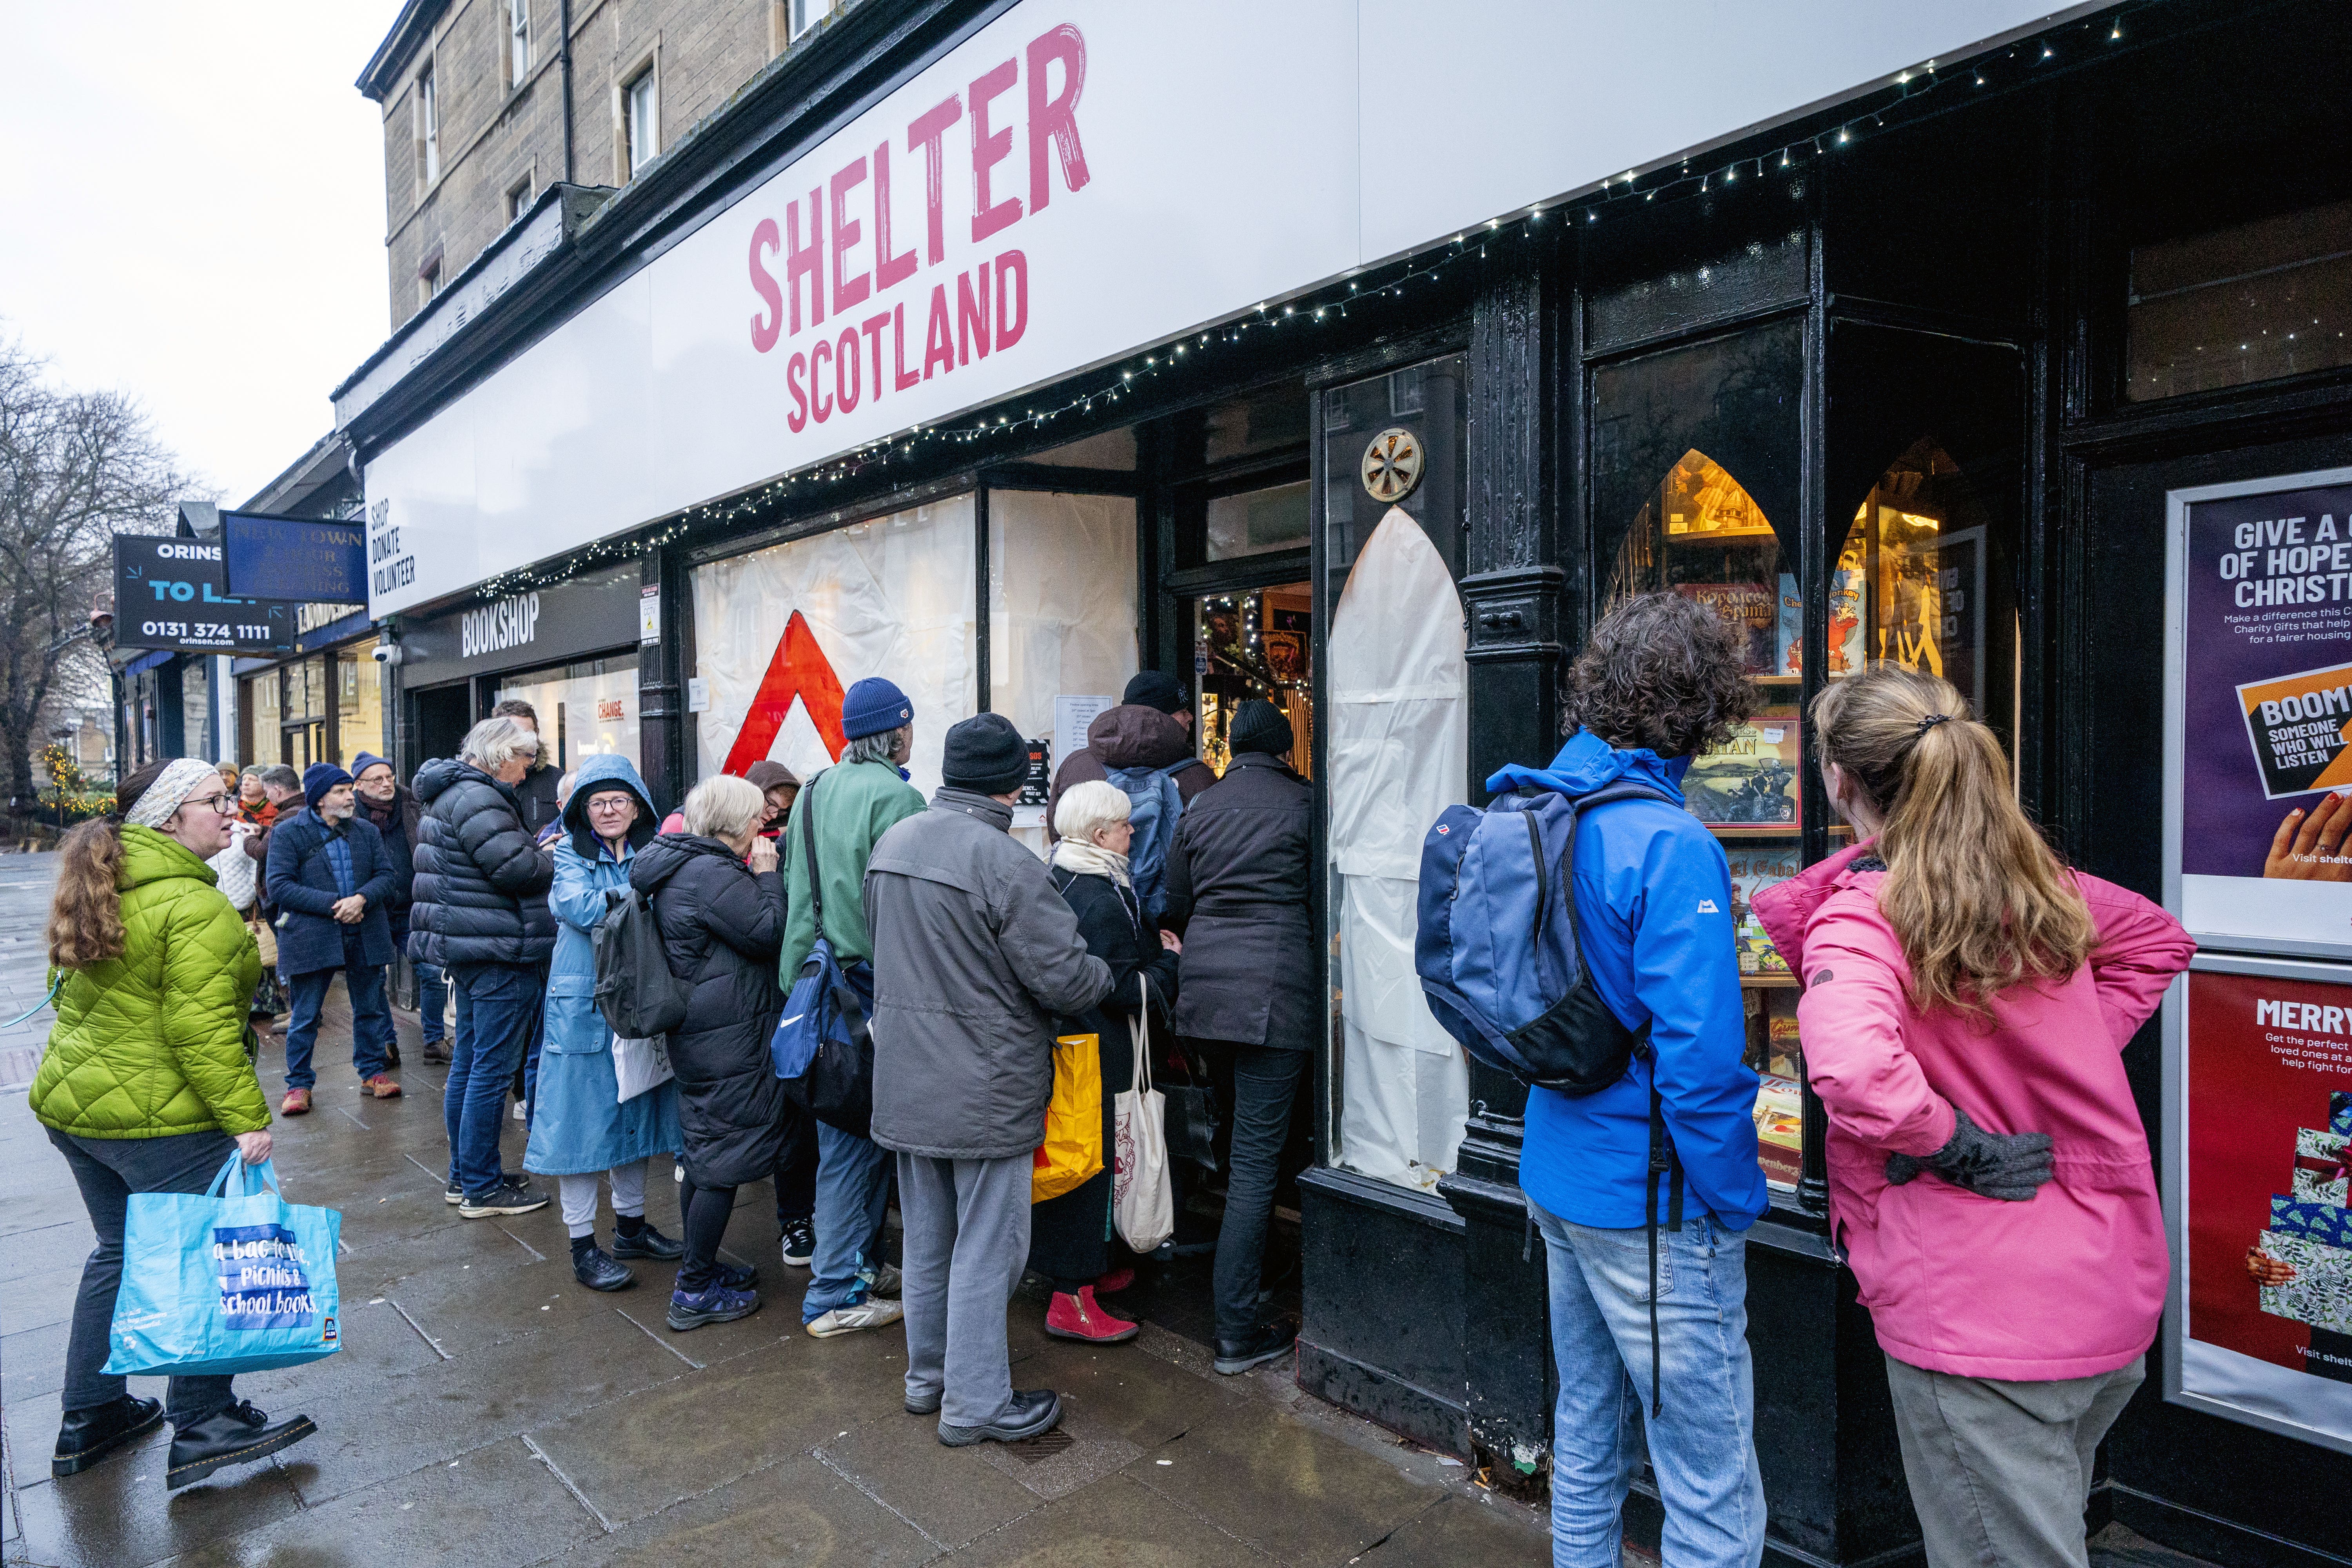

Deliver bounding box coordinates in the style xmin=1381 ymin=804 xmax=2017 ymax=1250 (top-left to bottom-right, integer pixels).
xmin=1641 ymin=1046 xmax=1685 ymax=1420
xmin=799 ymin=770 xmax=826 ymax=929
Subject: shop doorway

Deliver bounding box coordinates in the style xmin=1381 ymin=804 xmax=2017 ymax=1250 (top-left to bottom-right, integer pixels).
xmin=1191 ymin=584 xmax=1314 ymax=778
xmin=408 ymin=682 xmax=471 ymax=771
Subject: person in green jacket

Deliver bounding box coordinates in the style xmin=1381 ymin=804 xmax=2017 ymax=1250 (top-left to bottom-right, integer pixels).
xmin=777 ymin=677 xmax=924 ymax=1338
xmin=31 ymin=757 xmax=319 ymax=1491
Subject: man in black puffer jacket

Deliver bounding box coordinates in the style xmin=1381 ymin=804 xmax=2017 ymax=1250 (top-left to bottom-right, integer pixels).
xmin=410 ymin=716 xmax=555 ymax=1218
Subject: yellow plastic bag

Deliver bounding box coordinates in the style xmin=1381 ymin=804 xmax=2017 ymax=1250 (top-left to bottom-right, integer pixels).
xmin=1032 ymin=1033 xmax=1104 ymax=1203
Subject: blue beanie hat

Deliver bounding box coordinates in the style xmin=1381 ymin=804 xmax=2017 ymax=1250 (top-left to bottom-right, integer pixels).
xmin=840 ymin=677 xmax=914 ymax=740
xmin=350 ymin=751 xmax=393 ymax=782
xmin=303 ymin=762 xmax=355 ymax=808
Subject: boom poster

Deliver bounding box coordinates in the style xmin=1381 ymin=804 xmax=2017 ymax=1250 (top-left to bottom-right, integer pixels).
xmin=2170 ymin=473 xmax=2352 ymax=955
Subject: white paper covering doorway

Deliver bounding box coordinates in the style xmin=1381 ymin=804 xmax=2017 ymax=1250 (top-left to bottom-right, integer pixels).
xmin=1328 ymin=507 xmax=1469 ymax=1191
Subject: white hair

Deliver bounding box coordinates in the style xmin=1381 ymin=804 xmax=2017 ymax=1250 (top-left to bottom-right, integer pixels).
xmin=1054 ymin=779 xmax=1132 ymax=846
xmin=459 ymin=715 xmax=540 ymax=772
xmin=682 ymin=773 xmax=765 ymax=840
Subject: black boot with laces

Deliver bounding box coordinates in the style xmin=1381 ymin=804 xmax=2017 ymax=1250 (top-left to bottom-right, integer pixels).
xmin=166 ymin=1400 xmax=316 ymax=1489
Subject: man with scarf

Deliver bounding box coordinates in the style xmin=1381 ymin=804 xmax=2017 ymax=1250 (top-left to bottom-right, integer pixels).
xmin=264 ymin=764 xmax=403 ymax=1113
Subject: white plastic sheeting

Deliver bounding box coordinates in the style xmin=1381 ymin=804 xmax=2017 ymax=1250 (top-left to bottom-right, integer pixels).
xmin=1327 ymin=507 xmax=1469 ymax=1191
xmin=692 ymin=496 xmax=976 ymax=799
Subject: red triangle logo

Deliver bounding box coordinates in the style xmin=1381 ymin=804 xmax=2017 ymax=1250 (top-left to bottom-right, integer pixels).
xmin=722 ymin=610 xmax=847 ymax=775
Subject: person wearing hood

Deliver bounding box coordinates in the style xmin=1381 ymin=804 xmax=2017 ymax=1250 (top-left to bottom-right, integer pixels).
xmin=747 ymin=760 xmax=801 ymax=840
xmin=1044 ymin=671 xmax=1215 ymax=844
xmin=631 ymin=775 xmax=793 ymax=1331
xmin=352 ymin=750 xmax=436 ymax=1066
xmin=1488 ymin=593 xmax=1769 ymax=1568
xmin=410 ymin=717 xmax=557 ymax=1220
xmin=1160 ymin=698 xmax=1315 ymax=1376
xmin=264 ymin=763 xmax=403 ymax=1114
xmin=523 ymin=754 xmax=686 ymax=1292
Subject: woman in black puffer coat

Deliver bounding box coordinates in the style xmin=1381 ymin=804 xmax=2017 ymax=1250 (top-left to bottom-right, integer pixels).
xmin=629 ymin=775 xmax=787 ymax=1330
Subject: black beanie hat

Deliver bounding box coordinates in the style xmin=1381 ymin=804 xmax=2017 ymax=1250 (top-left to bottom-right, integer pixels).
xmin=1122 ymin=670 xmax=1185 ymax=714
xmin=1228 ymin=699 xmax=1293 ymax=759
xmin=942 ymin=713 xmax=1030 ymax=794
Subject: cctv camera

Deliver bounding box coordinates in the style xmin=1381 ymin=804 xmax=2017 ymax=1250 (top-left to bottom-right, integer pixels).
xmin=372 ymin=643 xmax=402 ymax=666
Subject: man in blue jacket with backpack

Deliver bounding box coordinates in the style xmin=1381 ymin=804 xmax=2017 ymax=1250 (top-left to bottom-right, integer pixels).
xmin=1482 ymin=593 xmax=1770 ymax=1568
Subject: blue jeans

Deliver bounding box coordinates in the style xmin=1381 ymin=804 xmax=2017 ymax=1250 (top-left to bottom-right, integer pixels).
xmin=445 ymin=963 xmax=537 ymax=1201
xmin=414 ymin=960 xmax=448 ymax=1044
xmin=283 ymin=962 xmax=396 ymax=1089
xmin=802 ymin=1120 xmax=890 ymax=1323
xmin=1531 ymin=1200 xmax=1766 ymax=1568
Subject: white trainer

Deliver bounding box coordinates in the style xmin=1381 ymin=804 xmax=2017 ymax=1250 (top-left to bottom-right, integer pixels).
xmin=806 ymin=1298 xmax=905 ymax=1338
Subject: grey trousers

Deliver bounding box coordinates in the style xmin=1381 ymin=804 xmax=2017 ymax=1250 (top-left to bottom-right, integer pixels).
xmin=897 ymin=1151 xmax=1031 ymax=1428
xmin=1884 ymin=1352 xmax=2145 ymax=1568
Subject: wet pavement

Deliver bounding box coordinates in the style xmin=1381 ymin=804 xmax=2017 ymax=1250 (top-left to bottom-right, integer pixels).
xmin=0 ymin=851 xmax=1550 ymax=1567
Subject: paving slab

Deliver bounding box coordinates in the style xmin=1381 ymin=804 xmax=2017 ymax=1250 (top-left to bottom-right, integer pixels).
xmin=1354 ymin=1489 xmax=1551 ymax=1565
xmin=946 ymin=1470 xmax=1280 ymax=1568
xmin=9 ymin=1440 xmax=305 ymax=1568
xmin=1 ymin=1317 xmax=71 ymax=1405
xmin=537 ymin=1448 xmax=942 ymax=1568
xmin=813 ymin=1410 xmax=1047 ymax=1551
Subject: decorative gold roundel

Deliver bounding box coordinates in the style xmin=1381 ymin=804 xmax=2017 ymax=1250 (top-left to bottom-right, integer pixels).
xmin=1361 ymin=426 xmax=1425 ymax=503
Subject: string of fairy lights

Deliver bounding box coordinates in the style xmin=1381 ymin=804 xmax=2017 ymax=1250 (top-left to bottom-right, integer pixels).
xmin=463 ymin=4 xmax=2155 ymax=603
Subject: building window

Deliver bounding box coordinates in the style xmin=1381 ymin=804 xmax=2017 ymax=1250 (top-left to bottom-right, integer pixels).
xmin=414 ymin=65 xmax=439 ymax=189
xmin=506 ymin=175 xmax=533 ymax=225
xmin=622 ymin=65 xmax=658 ymax=179
xmin=508 ymin=0 xmax=531 ymax=89
xmin=418 ymin=251 xmax=443 ymax=309
xmin=2127 ymin=196 xmax=2352 ymax=401
xmin=775 ymin=0 xmax=835 ymax=51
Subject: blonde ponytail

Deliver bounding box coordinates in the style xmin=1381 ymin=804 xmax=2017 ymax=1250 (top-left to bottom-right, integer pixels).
xmin=1812 ymin=669 xmax=2094 ymax=1018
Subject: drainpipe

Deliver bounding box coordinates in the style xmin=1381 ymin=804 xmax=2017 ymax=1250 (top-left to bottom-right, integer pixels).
xmin=559 ymin=0 xmax=575 ymax=183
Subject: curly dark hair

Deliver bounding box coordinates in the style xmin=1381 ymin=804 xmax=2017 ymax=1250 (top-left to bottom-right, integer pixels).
xmin=1563 ymin=592 xmax=1758 ymax=758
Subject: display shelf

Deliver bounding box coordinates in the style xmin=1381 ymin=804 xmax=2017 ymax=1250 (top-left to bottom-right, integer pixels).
xmin=1741 ymin=974 xmax=1800 ymax=989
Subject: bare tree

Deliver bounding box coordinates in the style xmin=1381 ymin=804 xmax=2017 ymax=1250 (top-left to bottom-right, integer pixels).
xmin=0 ymin=332 xmax=194 ymax=804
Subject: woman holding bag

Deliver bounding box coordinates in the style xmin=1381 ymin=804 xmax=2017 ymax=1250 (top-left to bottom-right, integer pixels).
xmin=31 ymin=757 xmax=319 ymax=1490
xmin=1753 ymin=670 xmax=2194 ymax=1568
xmin=522 ymin=753 xmax=684 ymax=1293
xmin=1034 ymin=781 xmax=1182 ymax=1343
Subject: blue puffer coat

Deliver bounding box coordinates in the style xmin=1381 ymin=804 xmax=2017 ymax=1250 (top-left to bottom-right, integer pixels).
xmin=1489 ymin=730 xmax=1768 ymax=1233
xmin=521 ymin=753 xmax=681 ymax=1178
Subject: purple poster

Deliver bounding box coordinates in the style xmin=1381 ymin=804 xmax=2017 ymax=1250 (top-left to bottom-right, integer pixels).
xmin=2174 ymin=475 xmax=2352 ymax=955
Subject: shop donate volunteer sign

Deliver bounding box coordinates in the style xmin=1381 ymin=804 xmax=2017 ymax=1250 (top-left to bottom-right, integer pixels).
xmin=362 ymin=0 xmax=2083 ymax=617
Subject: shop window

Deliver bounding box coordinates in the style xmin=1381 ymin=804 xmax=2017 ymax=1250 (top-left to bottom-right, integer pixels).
xmin=336 ymin=647 xmax=385 ymax=768
xmin=2127 ymin=196 xmax=2352 ymax=402
xmin=1836 ymin=440 xmax=2003 ymax=715
xmin=495 ymin=655 xmax=639 ymax=777
xmin=692 ymin=497 xmax=977 ymax=799
xmin=1204 ymin=481 xmax=1310 ymax=561
xmin=180 ymin=659 xmax=212 ymax=762
xmin=1320 ymin=352 xmax=1470 ymax=1192
xmin=1192 ymin=588 xmax=1312 ymax=779
xmin=1203 ymin=383 xmax=1309 ymax=465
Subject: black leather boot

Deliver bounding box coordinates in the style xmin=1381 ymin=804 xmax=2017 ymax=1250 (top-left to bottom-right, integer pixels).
xmin=166 ymin=1400 xmax=316 ymax=1489
xmin=52 ymin=1394 xmax=165 ymax=1477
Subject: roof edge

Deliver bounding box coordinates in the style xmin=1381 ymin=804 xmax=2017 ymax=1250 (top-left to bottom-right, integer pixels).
xmin=358 ymin=0 xmax=447 ymax=102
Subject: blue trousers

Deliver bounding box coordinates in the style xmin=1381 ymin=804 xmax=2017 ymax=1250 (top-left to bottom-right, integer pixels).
xmin=282 ymin=962 xmax=396 ymax=1089
xmin=1531 ymin=1200 xmax=1766 ymax=1568
xmin=414 ymin=960 xmax=449 ymax=1044
xmin=445 ymin=963 xmax=537 ymax=1201
xmin=802 ymin=1121 xmax=890 ymax=1323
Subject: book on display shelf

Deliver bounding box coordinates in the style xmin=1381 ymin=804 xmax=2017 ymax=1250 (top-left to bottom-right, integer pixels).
xmin=1728 ymin=849 xmax=1798 ymax=976
xmin=1685 ymin=708 xmax=1800 ymax=831
xmin=1675 ymin=581 xmax=1777 ymax=676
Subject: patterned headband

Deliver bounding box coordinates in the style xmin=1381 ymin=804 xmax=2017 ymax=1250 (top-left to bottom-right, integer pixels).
xmin=123 ymin=758 xmax=225 ymax=830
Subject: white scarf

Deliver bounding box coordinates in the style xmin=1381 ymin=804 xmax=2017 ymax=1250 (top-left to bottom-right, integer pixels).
xmin=123 ymin=758 xmax=221 ymax=829
xmin=1051 ymin=835 xmax=1131 ymax=887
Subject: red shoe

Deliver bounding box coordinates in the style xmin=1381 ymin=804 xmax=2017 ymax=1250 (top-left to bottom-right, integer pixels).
xmin=360 ymin=1074 xmax=403 ymax=1100
xmin=1046 ymin=1286 xmax=1139 ymax=1344
xmin=279 ymin=1088 xmax=311 ymax=1116
xmin=1094 ymin=1267 xmax=1135 ymax=1296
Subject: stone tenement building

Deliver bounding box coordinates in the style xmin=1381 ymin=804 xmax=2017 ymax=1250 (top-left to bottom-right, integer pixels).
xmin=360 ymin=0 xmax=844 ymax=330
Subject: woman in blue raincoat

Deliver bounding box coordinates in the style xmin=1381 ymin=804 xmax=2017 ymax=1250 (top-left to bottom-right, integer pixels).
xmin=523 ymin=753 xmax=684 ymax=1291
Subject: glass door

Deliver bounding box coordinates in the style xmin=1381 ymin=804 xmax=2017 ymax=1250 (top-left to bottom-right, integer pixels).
xmin=1191 ymin=585 xmax=1313 ymax=778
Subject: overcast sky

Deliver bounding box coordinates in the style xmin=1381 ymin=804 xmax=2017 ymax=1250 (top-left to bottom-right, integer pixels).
xmin=0 ymin=4 xmax=399 ymax=506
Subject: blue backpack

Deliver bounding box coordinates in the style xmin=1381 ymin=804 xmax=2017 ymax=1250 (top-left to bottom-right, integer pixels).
xmin=1102 ymin=764 xmax=1184 ymax=921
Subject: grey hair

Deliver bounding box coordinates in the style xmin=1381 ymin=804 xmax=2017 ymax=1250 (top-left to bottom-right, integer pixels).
xmin=459 ymin=715 xmax=541 ymax=772
xmin=1053 ymin=779 xmax=1131 ymax=846
xmin=682 ymin=774 xmax=764 ymax=840
xmin=258 ymin=764 xmax=302 ymax=793
xmin=842 ymin=724 xmax=910 ymax=767
xmin=556 ymin=771 xmax=578 ymax=803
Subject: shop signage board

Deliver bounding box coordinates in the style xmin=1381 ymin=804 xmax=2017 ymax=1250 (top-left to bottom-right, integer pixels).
xmin=2164 ymin=467 xmax=2352 ymax=959
xmin=395 ymin=563 xmax=644 ymax=684
xmin=361 ymin=0 xmax=2092 ymax=618
xmin=221 ymin=512 xmax=368 ymax=604
xmin=2166 ymin=955 xmax=2352 ymax=1455
xmin=112 ymin=536 xmax=296 ymax=654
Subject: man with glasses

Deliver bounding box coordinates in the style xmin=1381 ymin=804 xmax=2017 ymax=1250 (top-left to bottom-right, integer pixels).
xmin=263 ymin=764 xmax=404 ymax=1114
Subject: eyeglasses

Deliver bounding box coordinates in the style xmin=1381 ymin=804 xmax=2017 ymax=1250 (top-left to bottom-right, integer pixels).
xmin=183 ymin=793 xmax=236 ymax=816
xmin=586 ymin=796 xmax=636 ymax=813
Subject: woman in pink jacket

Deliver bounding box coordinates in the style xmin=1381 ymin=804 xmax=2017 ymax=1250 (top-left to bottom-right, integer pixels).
xmin=1753 ymin=668 xmax=2193 ymax=1568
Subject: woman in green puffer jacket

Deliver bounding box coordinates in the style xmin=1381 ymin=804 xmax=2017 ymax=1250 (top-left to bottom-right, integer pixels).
xmin=32 ymin=757 xmax=317 ymax=1492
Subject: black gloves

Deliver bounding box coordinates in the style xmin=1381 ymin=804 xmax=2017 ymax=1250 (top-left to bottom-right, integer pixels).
xmin=1884 ymin=1106 xmax=2053 ymax=1201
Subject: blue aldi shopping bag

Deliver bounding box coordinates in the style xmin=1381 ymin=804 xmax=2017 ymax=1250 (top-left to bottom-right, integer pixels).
xmin=103 ymin=1154 xmax=342 ymax=1378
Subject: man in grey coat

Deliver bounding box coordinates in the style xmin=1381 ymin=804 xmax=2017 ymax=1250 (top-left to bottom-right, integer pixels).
xmin=864 ymin=713 xmax=1113 ymax=1447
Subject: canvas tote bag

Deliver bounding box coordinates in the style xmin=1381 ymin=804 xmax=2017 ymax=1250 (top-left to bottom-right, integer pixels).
xmin=1113 ymin=976 xmax=1175 ymax=1253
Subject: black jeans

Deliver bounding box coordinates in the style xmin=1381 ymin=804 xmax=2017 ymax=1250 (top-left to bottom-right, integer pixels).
xmin=773 ymin=1098 xmax=817 ymax=1226
xmin=47 ymin=1126 xmax=241 ymax=1425
xmin=1211 ymin=1045 xmax=1307 ymax=1342
xmin=676 ymin=1179 xmax=738 ymax=1292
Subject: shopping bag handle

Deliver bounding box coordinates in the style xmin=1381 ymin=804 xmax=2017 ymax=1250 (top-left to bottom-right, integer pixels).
xmin=205 ymin=1152 xmax=284 ymax=1201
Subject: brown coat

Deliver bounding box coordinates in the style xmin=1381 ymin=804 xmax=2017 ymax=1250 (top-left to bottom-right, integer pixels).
xmin=1043 ymin=704 xmax=1214 ymax=842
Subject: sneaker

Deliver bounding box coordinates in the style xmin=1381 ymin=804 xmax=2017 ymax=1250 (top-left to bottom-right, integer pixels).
xmin=279 ymin=1088 xmax=311 ymax=1116
xmin=667 ymin=1282 xmax=760 ymax=1332
xmin=1046 ymin=1286 xmax=1139 ymax=1344
xmin=715 ymin=1259 xmax=759 ymax=1291
xmin=165 ymin=1400 xmax=316 ymax=1489
xmin=458 ymin=1178 xmax=549 ymax=1218
xmin=904 ymin=1388 xmax=942 ymax=1416
xmin=52 ymin=1394 xmax=165 ymax=1478
xmin=779 ymin=1217 xmax=815 ymax=1267
xmin=806 ymin=1298 xmax=905 ymax=1338
xmin=937 ymin=1388 xmax=1059 ymax=1448
xmin=863 ymin=1261 xmax=902 ymax=1299
xmin=360 ymin=1074 xmax=403 ymax=1100
xmin=572 ymin=1244 xmax=635 ymax=1293
xmin=610 ymin=1222 xmax=685 ymax=1261
xmin=511 ymin=1099 xmax=528 ymax=1123
xmin=421 ymin=1039 xmax=450 ymax=1066
xmin=444 ymin=1178 xmax=462 ymax=1205
xmin=1213 ymin=1320 xmax=1297 ymax=1376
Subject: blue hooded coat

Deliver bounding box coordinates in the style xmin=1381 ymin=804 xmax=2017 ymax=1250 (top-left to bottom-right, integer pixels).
xmin=521 ymin=753 xmax=682 ymax=1178
xmin=1489 ymin=730 xmax=1768 ymax=1232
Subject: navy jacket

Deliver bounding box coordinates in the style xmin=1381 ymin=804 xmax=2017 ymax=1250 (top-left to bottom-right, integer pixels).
xmin=265 ymin=808 xmax=398 ymax=978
